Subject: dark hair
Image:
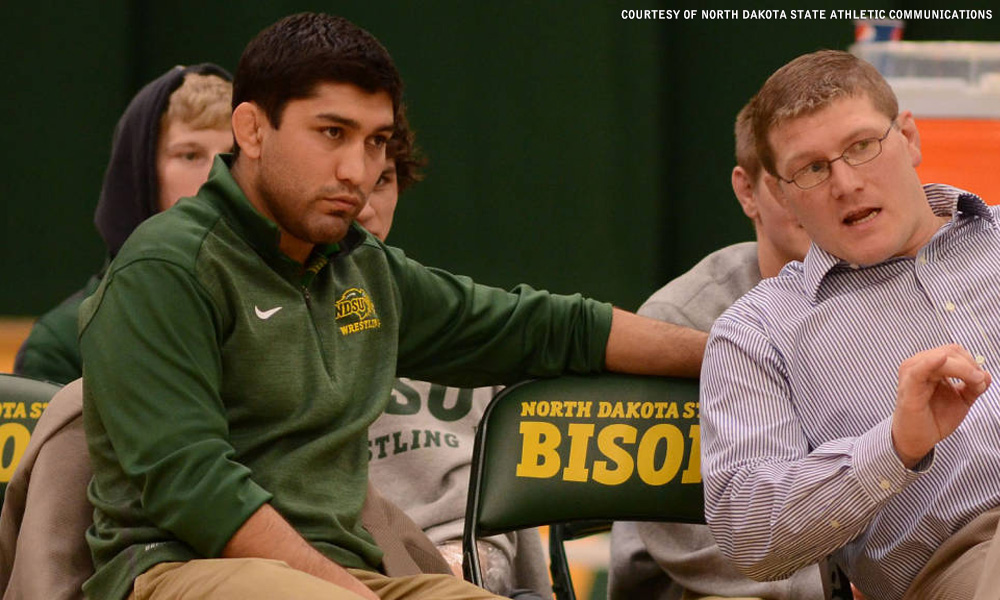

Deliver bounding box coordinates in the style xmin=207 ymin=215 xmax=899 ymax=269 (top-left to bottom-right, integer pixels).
xmin=388 ymin=104 xmax=425 ymax=193
xmin=233 ymin=12 xmax=402 ymax=133
xmin=753 ymin=49 xmax=897 ymax=176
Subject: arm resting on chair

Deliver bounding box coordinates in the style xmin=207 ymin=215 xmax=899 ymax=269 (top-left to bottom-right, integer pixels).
xmin=604 ymin=308 xmax=707 ymax=378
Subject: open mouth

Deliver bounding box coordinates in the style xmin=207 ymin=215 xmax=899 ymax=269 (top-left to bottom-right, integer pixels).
xmin=843 ymin=208 xmax=880 ymax=226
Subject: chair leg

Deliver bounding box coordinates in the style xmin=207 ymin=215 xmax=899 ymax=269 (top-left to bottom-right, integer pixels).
xmin=548 ymin=524 xmax=577 ymax=600
xmin=463 ymin=540 xmax=483 ymax=587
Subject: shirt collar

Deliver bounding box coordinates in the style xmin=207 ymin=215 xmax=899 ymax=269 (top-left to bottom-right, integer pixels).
xmin=801 ymin=184 xmax=992 ymax=301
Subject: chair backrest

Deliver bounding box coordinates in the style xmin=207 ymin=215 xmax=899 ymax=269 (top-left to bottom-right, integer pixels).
xmin=462 ymin=373 xmax=704 ymax=592
xmin=0 ymin=374 xmax=63 ymax=502
xmin=0 ymin=377 xmax=90 ymax=600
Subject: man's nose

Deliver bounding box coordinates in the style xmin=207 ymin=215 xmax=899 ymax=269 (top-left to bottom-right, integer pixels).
xmin=357 ymin=201 xmax=374 ymax=225
xmin=826 ymin=158 xmax=864 ymax=199
xmin=336 ymin=142 xmax=367 ymax=186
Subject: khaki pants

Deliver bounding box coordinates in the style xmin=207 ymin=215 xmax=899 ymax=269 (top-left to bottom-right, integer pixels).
xmin=681 ymin=594 xmax=762 ymax=600
xmin=904 ymin=505 xmax=1000 ymax=600
xmin=128 ymin=559 xmax=504 ymax=600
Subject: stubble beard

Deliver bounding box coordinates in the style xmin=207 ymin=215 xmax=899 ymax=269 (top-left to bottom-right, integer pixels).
xmin=257 ymin=168 xmax=365 ymax=247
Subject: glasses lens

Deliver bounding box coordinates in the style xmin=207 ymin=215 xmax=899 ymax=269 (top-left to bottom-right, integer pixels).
xmin=844 ymin=138 xmax=882 ymax=165
xmin=794 ymin=164 xmax=828 ymax=189
xmin=789 ymin=122 xmax=892 ymax=190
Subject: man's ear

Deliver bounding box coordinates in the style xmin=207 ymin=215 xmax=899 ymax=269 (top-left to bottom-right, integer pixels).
xmin=732 ymin=166 xmax=758 ymax=221
xmin=897 ymin=110 xmax=922 ymax=168
xmin=232 ymin=102 xmax=265 ymax=160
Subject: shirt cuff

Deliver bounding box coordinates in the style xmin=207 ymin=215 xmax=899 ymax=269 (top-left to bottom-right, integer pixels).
xmin=852 ymin=417 xmax=927 ymax=502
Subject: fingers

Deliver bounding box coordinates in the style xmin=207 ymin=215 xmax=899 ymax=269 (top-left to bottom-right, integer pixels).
xmin=955 ymin=367 xmax=991 ymax=406
xmin=892 ymin=344 xmax=989 ymax=468
xmin=899 ymin=344 xmax=987 ymax=393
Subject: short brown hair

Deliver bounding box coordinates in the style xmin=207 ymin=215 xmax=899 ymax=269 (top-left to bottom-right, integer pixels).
xmin=753 ymin=50 xmax=897 ymax=176
xmin=734 ymin=99 xmax=761 ymax=182
xmin=161 ymin=72 xmax=233 ymax=132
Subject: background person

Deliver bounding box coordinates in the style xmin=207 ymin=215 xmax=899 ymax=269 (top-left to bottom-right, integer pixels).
xmin=360 ymin=129 xmax=550 ymax=599
xmin=608 ymin=100 xmax=821 ymax=600
xmin=13 ymin=64 xmax=233 ymax=384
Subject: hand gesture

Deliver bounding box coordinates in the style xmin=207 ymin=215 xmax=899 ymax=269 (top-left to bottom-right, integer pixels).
xmin=891 ymin=344 xmax=990 ymax=468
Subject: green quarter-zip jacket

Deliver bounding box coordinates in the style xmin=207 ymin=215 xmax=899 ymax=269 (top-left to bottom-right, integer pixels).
xmin=78 ymin=155 xmax=613 ymax=600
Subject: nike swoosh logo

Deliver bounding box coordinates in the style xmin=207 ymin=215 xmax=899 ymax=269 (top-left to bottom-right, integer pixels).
xmin=254 ymin=306 xmax=283 ymax=320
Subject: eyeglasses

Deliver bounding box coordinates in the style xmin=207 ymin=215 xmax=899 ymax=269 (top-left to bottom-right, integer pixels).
xmin=778 ymin=120 xmax=896 ymax=190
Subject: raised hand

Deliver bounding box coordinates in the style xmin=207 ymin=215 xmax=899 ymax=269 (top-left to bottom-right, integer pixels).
xmin=891 ymin=344 xmax=990 ymax=468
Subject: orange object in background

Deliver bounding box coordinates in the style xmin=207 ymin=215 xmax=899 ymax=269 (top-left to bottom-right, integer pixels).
xmin=0 ymin=318 xmax=33 ymax=373
xmin=915 ymin=118 xmax=1000 ymax=204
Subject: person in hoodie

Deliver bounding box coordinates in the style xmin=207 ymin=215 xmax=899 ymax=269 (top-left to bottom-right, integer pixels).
xmin=14 ymin=64 xmax=233 ymax=384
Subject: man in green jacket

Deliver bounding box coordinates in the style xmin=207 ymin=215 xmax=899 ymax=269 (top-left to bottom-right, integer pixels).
xmin=79 ymin=12 xmax=706 ymax=600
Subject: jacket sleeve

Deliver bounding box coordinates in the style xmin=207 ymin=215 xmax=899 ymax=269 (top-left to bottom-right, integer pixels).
xmin=79 ymin=259 xmax=272 ymax=557
xmin=15 ymin=275 xmax=102 ymax=385
xmin=700 ymin=311 xmax=924 ymax=581
xmin=13 ymin=317 xmax=82 ymax=386
xmin=387 ymin=248 xmax=613 ymax=387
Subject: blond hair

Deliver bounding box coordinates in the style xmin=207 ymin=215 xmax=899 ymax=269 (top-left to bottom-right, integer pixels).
xmin=752 ymin=50 xmax=897 ymax=176
xmin=161 ymin=72 xmax=233 ymax=132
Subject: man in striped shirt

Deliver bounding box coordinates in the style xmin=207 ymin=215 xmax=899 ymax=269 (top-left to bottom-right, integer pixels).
xmin=701 ymin=49 xmax=998 ymax=600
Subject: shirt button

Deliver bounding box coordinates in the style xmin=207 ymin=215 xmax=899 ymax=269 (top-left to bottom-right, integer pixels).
xmin=879 ymin=479 xmax=892 ymax=491
xmin=830 ymin=519 xmax=841 ymax=529
xmin=944 ymin=302 xmax=956 ymax=312
xmin=918 ymin=255 xmax=928 ymax=265
xmin=976 ymin=355 xmax=987 ymax=366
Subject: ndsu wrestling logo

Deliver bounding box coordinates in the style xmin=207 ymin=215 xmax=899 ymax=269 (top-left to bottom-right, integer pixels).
xmin=335 ymin=287 xmax=381 ymax=336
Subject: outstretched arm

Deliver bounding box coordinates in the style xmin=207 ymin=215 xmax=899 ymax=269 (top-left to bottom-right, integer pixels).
xmin=604 ymin=307 xmax=708 ymax=378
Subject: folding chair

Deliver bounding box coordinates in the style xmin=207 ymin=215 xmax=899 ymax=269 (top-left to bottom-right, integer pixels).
xmin=462 ymin=373 xmax=704 ymax=600
xmin=0 ymin=376 xmax=86 ymax=599
xmin=0 ymin=373 xmax=63 ymax=503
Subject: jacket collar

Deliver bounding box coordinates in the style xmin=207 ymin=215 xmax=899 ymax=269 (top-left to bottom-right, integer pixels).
xmin=200 ymin=155 xmax=367 ymax=283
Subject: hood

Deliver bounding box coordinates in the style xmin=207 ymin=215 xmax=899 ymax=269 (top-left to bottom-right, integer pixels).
xmin=93 ymin=63 xmax=232 ymax=257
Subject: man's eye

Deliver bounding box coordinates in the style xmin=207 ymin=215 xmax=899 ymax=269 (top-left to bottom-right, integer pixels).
xmin=324 ymin=127 xmax=343 ymax=139
xmin=806 ymin=161 xmax=827 ymax=174
xmin=370 ymin=135 xmax=388 ymax=149
xmin=375 ymin=171 xmax=395 ymax=189
xmin=851 ymin=139 xmax=872 ymax=153
xmin=182 ymin=152 xmax=201 ymax=162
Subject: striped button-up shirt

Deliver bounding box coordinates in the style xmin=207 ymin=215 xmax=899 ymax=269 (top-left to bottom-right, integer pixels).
xmin=701 ymin=184 xmax=1000 ymax=600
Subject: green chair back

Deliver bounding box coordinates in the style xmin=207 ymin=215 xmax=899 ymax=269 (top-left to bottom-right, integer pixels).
xmin=462 ymin=373 xmax=704 ymax=596
xmin=0 ymin=374 xmax=63 ymax=502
